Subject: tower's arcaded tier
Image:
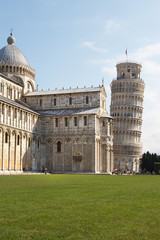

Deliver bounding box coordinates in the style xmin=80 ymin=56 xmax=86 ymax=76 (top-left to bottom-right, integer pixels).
xmin=110 ymin=62 xmax=145 ymax=172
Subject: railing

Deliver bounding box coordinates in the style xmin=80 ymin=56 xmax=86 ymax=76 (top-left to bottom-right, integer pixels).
xmin=111 ymin=78 xmax=144 ymax=83
xmin=116 ymin=60 xmax=142 ymax=65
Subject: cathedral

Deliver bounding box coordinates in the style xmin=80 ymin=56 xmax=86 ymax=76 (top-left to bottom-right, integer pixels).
xmin=0 ymin=33 xmax=114 ymax=174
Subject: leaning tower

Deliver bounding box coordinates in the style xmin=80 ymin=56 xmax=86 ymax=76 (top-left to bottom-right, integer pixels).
xmin=110 ymin=62 xmax=145 ymax=172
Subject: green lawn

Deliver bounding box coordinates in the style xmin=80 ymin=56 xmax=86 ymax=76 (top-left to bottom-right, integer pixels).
xmin=0 ymin=175 xmax=160 ymax=240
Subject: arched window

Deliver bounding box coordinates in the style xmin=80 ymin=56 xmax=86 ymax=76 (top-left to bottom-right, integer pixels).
xmin=108 ymin=123 xmax=111 ymax=136
xmin=0 ymin=83 xmax=2 ymax=92
xmin=8 ymin=106 xmax=11 ymax=116
xmin=74 ymin=117 xmax=77 ymax=126
xmin=132 ymin=73 xmax=136 ymax=78
xmin=84 ymin=116 xmax=87 ymax=126
xmin=9 ymin=87 xmax=12 ymax=98
xmin=2 ymin=104 xmax=4 ymax=114
xmin=57 ymin=141 xmax=61 ymax=152
xmin=14 ymin=90 xmax=16 ymax=99
xmin=27 ymin=82 xmax=30 ymax=90
xmin=64 ymin=118 xmax=68 ymax=127
xmin=14 ymin=109 xmax=17 ymax=118
xmin=17 ymin=135 xmax=20 ymax=145
xmin=5 ymin=132 xmax=8 ymax=143
xmin=28 ymin=138 xmax=31 ymax=147
xmin=40 ymin=99 xmax=42 ymax=106
xmin=86 ymin=96 xmax=89 ymax=104
xmin=27 ymin=82 xmax=32 ymax=91
xmin=55 ymin=118 xmax=58 ymax=127
xmin=69 ymin=97 xmax=72 ymax=105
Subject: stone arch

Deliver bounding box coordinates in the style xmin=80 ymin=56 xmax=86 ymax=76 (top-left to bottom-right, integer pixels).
xmin=27 ymin=134 xmax=32 ymax=170
xmin=65 ymin=137 xmax=72 ymax=143
xmin=16 ymin=131 xmax=22 ymax=171
xmin=3 ymin=128 xmax=11 ymax=170
xmin=4 ymin=83 xmax=8 ymax=97
xmin=10 ymin=130 xmax=16 ymax=171
xmin=73 ymin=150 xmax=82 ymax=172
xmin=17 ymin=89 xmax=20 ymax=99
xmin=73 ymin=150 xmax=82 ymax=161
xmin=46 ymin=137 xmax=53 ymax=144
xmin=0 ymin=126 xmax=4 ymax=133
xmin=57 ymin=141 xmax=62 ymax=152
xmin=26 ymin=80 xmax=34 ymax=92
xmin=28 ymin=135 xmax=31 ymax=147
xmin=0 ymin=127 xmax=4 ymax=170
xmin=44 ymin=138 xmax=53 ymax=172
xmin=0 ymin=81 xmax=4 ymax=94
xmin=8 ymin=85 xmax=12 ymax=99
xmin=74 ymin=137 xmax=82 ymax=144
xmin=21 ymin=132 xmax=28 ymax=171
xmin=9 ymin=66 xmax=12 ymax=73
xmin=73 ymin=150 xmax=82 ymax=157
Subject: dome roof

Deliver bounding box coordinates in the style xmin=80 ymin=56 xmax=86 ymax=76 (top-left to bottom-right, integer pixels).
xmin=0 ymin=34 xmax=30 ymax=67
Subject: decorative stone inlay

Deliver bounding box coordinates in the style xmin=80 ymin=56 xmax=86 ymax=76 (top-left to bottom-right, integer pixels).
xmin=73 ymin=151 xmax=82 ymax=161
xmin=46 ymin=138 xmax=53 ymax=144
xmin=65 ymin=137 xmax=72 ymax=143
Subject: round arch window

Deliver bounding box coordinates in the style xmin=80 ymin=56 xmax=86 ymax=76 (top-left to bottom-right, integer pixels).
xmin=27 ymin=82 xmax=32 ymax=91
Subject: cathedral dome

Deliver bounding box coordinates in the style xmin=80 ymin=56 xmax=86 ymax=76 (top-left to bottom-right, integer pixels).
xmin=0 ymin=33 xmax=30 ymax=67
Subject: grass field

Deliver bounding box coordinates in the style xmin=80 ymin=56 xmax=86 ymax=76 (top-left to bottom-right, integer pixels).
xmin=0 ymin=175 xmax=160 ymax=240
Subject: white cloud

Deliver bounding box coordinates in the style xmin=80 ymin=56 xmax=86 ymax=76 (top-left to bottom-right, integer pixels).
xmin=80 ymin=41 xmax=108 ymax=53
xmin=143 ymin=37 xmax=155 ymax=43
xmin=105 ymin=19 xmax=120 ymax=34
xmin=132 ymin=42 xmax=160 ymax=60
xmin=144 ymin=86 xmax=158 ymax=103
xmin=87 ymin=58 xmax=114 ymax=65
xmin=102 ymin=66 xmax=116 ymax=76
xmin=142 ymin=107 xmax=160 ymax=153
xmin=143 ymin=61 xmax=160 ymax=76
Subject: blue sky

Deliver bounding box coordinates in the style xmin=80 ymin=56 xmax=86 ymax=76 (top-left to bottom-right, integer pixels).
xmin=0 ymin=0 xmax=160 ymax=153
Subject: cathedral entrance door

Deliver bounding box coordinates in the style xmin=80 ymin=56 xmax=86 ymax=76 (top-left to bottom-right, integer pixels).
xmin=73 ymin=151 xmax=82 ymax=172
xmin=75 ymin=161 xmax=80 ymax=172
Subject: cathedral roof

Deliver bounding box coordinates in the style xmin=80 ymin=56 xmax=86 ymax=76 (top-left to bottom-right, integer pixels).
xmin=0 ymin=95 xmax=39 ymax=115
xmin=26 ymin=86 xmax=103 ymax=96
xmin=38 ymin=107 xmax=111 ymax=118
xmin=0 ymin=33 xmax=30 ymax=67
xmin=38 ymin=108 xmax=99 ymax=116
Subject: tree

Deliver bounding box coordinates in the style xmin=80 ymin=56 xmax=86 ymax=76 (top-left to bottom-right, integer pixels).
xmin=140 ymin=151 xmax=160 ymax=172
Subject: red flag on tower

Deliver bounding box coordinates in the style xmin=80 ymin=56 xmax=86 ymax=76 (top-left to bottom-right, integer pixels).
xmin=125 ymin=49 xmax=127 ymax=56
